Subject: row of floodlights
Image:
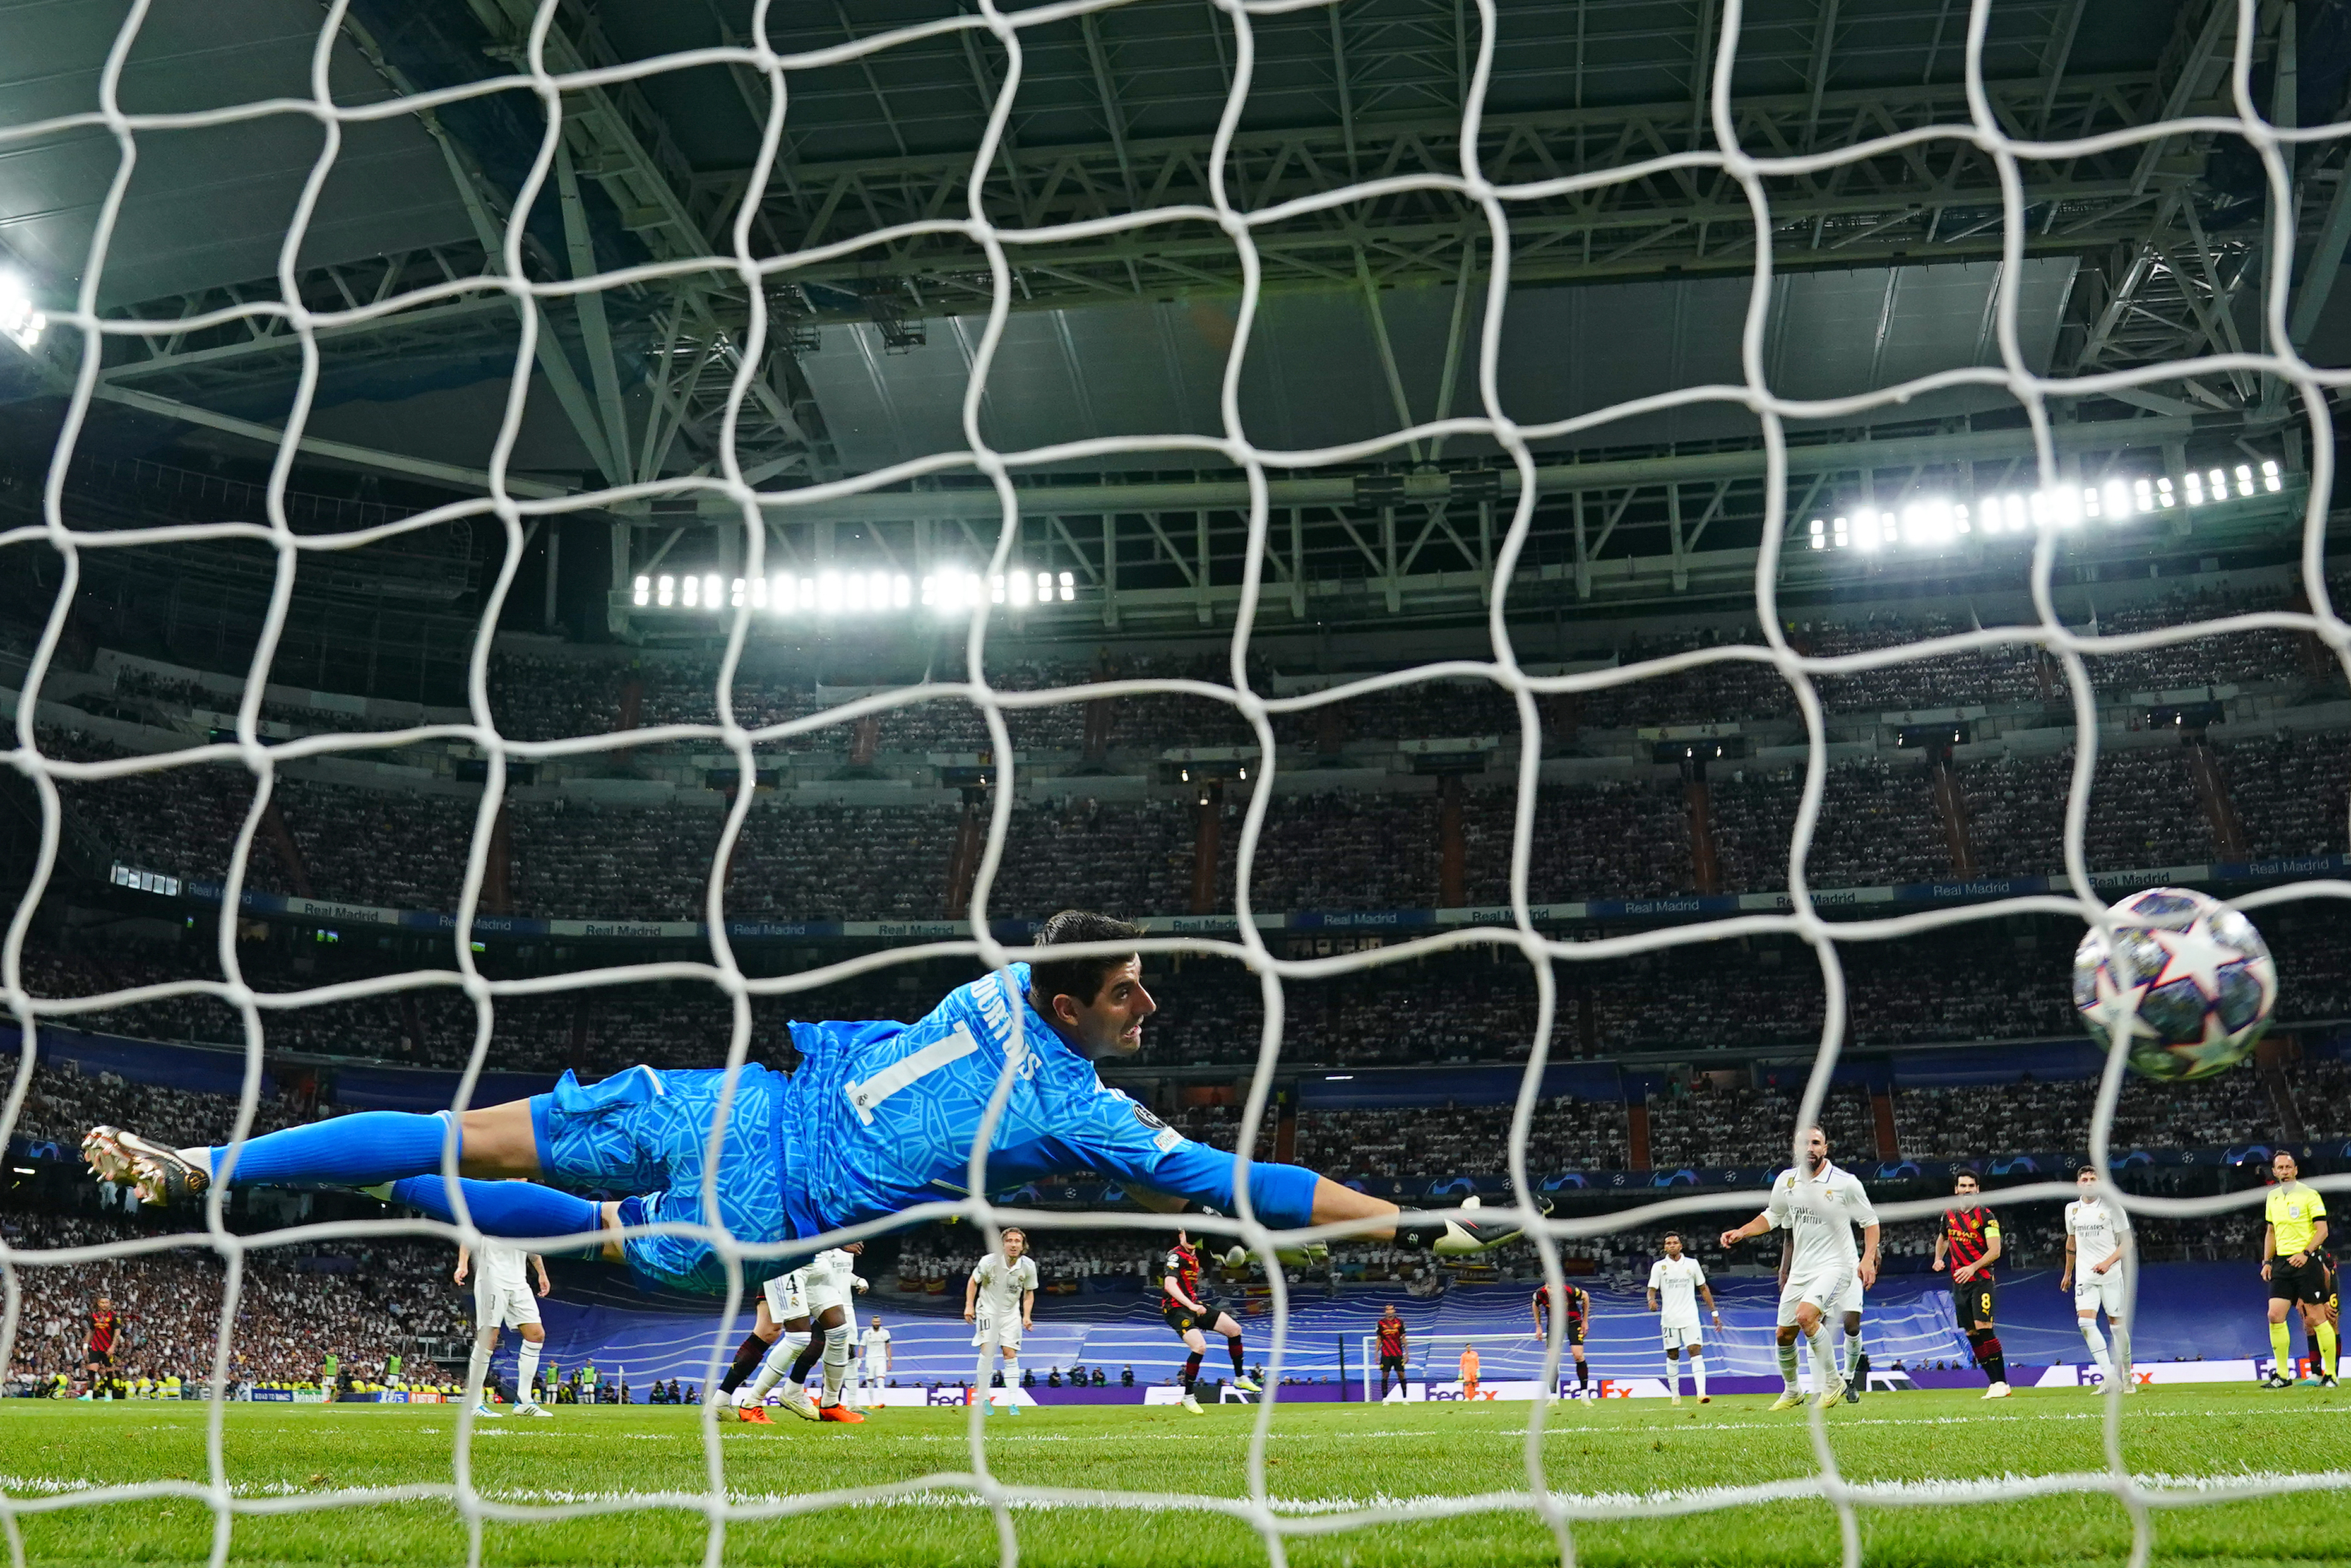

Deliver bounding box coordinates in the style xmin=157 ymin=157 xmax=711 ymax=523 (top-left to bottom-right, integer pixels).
xmin=631 ymin=569 xmax=1080 ymax=613
xmin=1808 ymin=461 xmax=2284 ymax=550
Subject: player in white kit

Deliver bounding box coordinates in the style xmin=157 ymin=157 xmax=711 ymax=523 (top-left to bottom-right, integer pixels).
xmin=854 ymin=1314 xmax=893 ymax=1408
xmin=1645 ymin=1232 xmax=1723 ymax=1405
xmin=964 ymin=1228 xmax=1039 ymax=1414
xmin=455 ymin=1233 xmax=551 ymax=1418
xmin=1720 ymin=1126 xmax=1878 ymax=1413
xmin=2061 ymin=1165 xmax=2134 ymax=1391
xmin=739 ymin=1242 xmax=870 ymax=1422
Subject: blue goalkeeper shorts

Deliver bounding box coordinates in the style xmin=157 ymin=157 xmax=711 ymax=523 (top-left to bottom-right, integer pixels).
xmin=528 ymin=1064 xmax=790 ymax=1296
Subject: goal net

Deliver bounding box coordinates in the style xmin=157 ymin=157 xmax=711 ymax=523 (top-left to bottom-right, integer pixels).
xmin=1359 ymin=1333 xmax=1557 ymax=1402
xmin=3 ymin=0 xmax=2348 ymax=1563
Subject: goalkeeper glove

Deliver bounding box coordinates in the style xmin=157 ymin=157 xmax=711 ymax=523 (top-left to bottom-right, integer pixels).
xmin=1395 ymin=1196 xmax=1550 ymax=1256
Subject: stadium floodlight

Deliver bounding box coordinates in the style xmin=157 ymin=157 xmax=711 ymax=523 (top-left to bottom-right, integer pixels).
xmin=633 ymin=575 xmax=651 ymax=607
xmin=2103 ymin=480 xmax=2130 ymax=521
xmin=0 ymin=270 xmax=44 ymax=352
xmin=1059 ymin=571 xmax=1074 ymax=602
xmin=1831 ymin=514 xmax=1849 ymax=547
xmin=1010 ymin=571 xmax=1032 ymax=607
xmin=818 ymin=572 xmax=842 ymax=614
xmin=2263 ymin=459 xmax=2283 ymax=492
xmin=2235 ymin=464 xmax=2255 ymax=497
xmin=2157 ymin=477 xmax=2176 ymax=508
xmin=2209 ymin=467 xmax=2229 ymax=499
xmin=701 ymin=574 xmax=720 ymax=611
xmin=893 ymin=574 xmax=911 ymax=609
xmin=681 ymin=574 xmax=700 ymax=608
xmin=657 ymin=574 xmax=674 ymax=606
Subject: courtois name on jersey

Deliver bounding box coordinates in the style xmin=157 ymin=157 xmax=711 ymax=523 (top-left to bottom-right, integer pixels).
xmin=782 ymin=963 xmax=1317 ymax=1242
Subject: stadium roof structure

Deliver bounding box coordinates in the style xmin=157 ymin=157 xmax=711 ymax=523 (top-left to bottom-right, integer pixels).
xmin=0 ymin=0 xmax=2336 ymax=641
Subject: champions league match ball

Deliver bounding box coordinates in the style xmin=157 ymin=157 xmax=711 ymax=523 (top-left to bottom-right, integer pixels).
xmin=2072 ymin=887 xmax=2277 ymax=1082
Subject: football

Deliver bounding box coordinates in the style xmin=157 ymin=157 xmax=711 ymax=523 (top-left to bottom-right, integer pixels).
xmin=2072 ymin=887 xmax=2278 ymax=1081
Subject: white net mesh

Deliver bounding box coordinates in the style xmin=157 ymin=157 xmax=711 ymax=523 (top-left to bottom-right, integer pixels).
xmin=2 ymin=0 xmax=2349 ymax=1564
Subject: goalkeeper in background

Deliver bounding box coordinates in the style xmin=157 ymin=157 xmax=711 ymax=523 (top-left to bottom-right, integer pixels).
xmin=84 ymin=912 xmax=1539 ymax=1298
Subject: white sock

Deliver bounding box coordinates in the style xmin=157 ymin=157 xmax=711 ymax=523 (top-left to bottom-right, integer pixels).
xmin=466 ymin=1342 xmax=491 ymax=1406
xmin=821 ymin=1326 xmax=852 ymax=1406
xmin=747 ymin=1332 xmax=808 ymax=1402
xmin=176 ymin=1146 xmax=214 ymax=1179
xmin=1805 ymin=1325 xmax=1835 ymax=1390
xmin=1777 ymin=1341 xmax=1800 ymax=1391
xmin=1663 ymin=1353 xmax=1679 ymax=1398
xmin=515 ymin=1341 xmax=541 ymax=1405
xmin=2109 ymin=1321 xmax=2130 ymax=1384
xmin=1843 ymin=1329 xmax=1864 ymax=1378
xmin=1691 ymin=1353 xmax=1706 ymax=1398
xmin=2080 ymin=1319 xmax=2112 ymax=1376
xmin=996 ymin=1355 xmax=1018 ymax=1406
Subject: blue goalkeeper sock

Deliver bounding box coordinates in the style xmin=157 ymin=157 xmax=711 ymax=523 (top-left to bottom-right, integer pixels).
xmin=388 ymin=1177 xmax=603 ymax=1242
xmin=202 ymin=1111 xmax=456 ymax=1189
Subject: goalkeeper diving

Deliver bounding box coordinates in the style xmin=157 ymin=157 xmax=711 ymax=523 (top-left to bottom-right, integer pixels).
xmin=82 ymin=912 xmax=1537 ymax=1293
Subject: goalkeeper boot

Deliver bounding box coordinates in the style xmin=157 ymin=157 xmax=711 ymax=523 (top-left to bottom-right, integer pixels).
xmin=818 ymin=1403 xmax=866 ymax=1424
xmin=1401 ymin=1196 xmax=1554 ymax=1257
xmin=1232 ymin=1375 xmax=1261 ymax=1394
xmin=776 ymin=1388 xmax=821 ymax=1422
xmin=83 ymin=1128 xmax=208 ymax=1207
xmin=1766 ymin=1391 xmax=1806 ymax=1413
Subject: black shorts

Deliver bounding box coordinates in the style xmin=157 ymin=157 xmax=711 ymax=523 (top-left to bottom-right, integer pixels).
xmin=1379 ymin=1353 xmax=1406 ymax=1372
xmin=1564 ymin=1319 xmax=1586 ymax=1348
xmin=84 ymin=1346 xmax=113 ymax=1368
xmin=1164 ymin=1302 xmax=1206 ymax=1336
xmin=1956 ymin=1276 xmax=1999 ymax=1327
xmin=2272 ymin=1254 xmax=2330 ymax=1306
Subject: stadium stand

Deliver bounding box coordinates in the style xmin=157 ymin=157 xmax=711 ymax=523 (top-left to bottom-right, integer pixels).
xmin=1 ymin=1211 xmax=465 ymax=1390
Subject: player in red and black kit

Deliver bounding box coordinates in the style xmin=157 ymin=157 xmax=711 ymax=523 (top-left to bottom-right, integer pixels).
xmin=1162 ymin=1230 xmax=1257 ymax=1412
xmin=1931 ymin=1170 xmax=2011 ymax=1399
xmin=1532 ymin=1281 xmax=1593 ymax=1393
xmin=1374 ymin=1305 xmax=1409 ymax=1399
xmin=83 ymin=1297 xmax=120 ymax=1383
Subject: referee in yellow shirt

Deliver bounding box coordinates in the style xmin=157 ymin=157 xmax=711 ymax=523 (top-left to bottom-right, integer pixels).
xmin=2261 ymin=1151 xmax=2337 ymax=1388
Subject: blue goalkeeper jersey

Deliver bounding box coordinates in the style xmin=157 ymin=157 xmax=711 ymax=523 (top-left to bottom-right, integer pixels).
xmin=781 ymin=963 xmax=1312 ymax=1240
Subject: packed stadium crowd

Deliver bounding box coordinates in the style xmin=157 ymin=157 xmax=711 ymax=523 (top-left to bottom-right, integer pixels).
xmin=1 ymin=1211 xmax=466 ymax=1391
xmin=49 ymin=725 xmax=2342 ymax=930
xmin=18 ymin=901 xmax=2351 ymax=1078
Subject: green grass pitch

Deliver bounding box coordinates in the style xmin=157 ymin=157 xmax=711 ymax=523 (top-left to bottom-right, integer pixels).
xmin=6 ymin=1388 xmax=2350 ymax=1567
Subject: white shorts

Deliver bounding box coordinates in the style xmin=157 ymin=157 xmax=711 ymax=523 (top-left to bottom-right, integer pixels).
xmin=1660 ymin=1322 xmax=1703 ymax=1351
xmin=973 ymin=1312 xmax=1021 ymax=1351
xmin=475 ymin=1279 xmax=539 ymax=1331
xmin=1833 ymin=1273 xmax=1864 ymax=1317
xmin=2074 ymin=1269 xmax=2129 ymax=1318
xmin=1777 ymin=1266 xmax=1856 ymax=1327
xmin=805 ymin=1281 xmax=854 ymax=1321
xmin=762 ymin=1273 xmax=807 ymax=1324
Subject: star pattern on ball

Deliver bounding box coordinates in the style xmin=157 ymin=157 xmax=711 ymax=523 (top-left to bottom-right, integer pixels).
xmin=2147 ymin=917 xmax=2239 ymax=999
xmin=2089 ymin=966 xmax=2164 ymax=1042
